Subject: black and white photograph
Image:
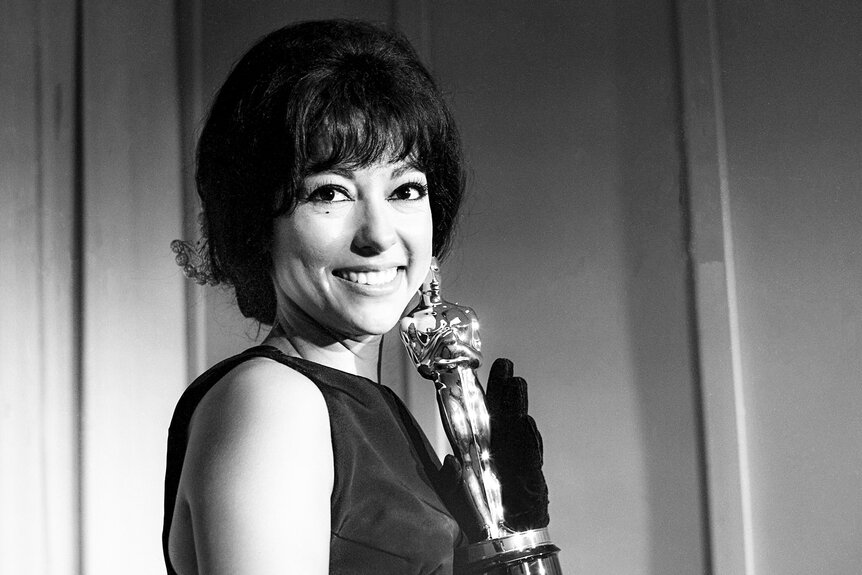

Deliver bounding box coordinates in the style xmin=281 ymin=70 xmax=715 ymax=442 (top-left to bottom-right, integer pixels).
xmin=2 ymin=1 xmax=860 ymax=574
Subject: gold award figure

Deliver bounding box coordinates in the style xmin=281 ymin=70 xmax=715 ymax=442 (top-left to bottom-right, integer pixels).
xmin=400 ymin=259 xmax=562 ymax=574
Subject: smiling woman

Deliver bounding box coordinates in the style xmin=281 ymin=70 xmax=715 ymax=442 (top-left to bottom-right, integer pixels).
xmin=164 ymin=18 xmax=548 ymax=575
xmin=270 ymin=161 xmax=433 ymax=343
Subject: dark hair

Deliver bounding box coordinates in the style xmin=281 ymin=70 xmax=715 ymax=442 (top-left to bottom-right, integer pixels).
xmin=190 ymin=19 xmax=465 ymax=325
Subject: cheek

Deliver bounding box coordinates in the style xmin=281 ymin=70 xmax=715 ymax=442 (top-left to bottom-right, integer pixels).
xmin=271 ymin=224 xmax=341 ymax=307
xmin=414 ymin=211 xmax=434 ymax=254
xmin=400 ymin=202 xmax=433 ymax=251
xmin=273 ymin=214 xmax=343 ymax=269
xmin=406 ymin=211 xmax=434 ymax=283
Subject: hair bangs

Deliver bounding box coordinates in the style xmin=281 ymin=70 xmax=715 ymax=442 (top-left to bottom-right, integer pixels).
xmin=298 ymin=74 xmax=437 ymax=175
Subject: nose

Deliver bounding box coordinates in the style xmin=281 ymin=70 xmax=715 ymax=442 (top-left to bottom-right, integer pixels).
xmin=351 ymin=197 xmax=397 ymax=255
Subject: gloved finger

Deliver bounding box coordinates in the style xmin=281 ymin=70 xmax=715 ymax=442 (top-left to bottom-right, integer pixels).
xmin=491 ymin=415 xmax=544 ymax=468
xmin=439 ymin=454 xmax=463 ymax=487
xmin=488 ymin=357 xmax=513 ymax=384
xmin=437 ymin=454 xmax=466 ymax=502
xmin=529 ymin=414 xmax=544 ymax=455
xmin=488 ymin=373 xmax=529 ymax=418
xmin=487 ymin=358 xmax=515 ymax=418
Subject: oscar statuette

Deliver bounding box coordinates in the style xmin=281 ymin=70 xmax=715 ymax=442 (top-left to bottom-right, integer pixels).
xmin=400 ymin=260 xmax=562 ymax=575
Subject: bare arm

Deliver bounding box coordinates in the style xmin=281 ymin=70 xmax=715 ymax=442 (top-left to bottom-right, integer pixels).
xmin=179 ymin=358 xmax=333 ymax=574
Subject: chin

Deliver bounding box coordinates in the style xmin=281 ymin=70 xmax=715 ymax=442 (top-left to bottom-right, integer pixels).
xmin=338 ymin=305 xmax=406 ymax=339
xmin=345 ymin=317 xmax=401 ymax=339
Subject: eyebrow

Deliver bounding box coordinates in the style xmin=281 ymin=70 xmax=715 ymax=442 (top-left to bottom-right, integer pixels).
xmin=391 ymin=163 xmax=422 ymax=178
xmin=323 ymin=167 xmax=355 ymax=179
xmin=315 ymin=162 xmax=423 ymax=180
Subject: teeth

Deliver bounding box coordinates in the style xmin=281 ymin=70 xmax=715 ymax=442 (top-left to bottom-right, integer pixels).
xmin=336 ymin=268 xmax=398 ymax=286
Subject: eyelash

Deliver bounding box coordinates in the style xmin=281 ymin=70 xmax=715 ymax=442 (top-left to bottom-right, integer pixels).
xmin=301 ymin=180 xmax=429 ymax=204
xmin=302 ymin=183 xmax=349 ymax=204
xmin=390 ymin=180 xmax=429 ymax=202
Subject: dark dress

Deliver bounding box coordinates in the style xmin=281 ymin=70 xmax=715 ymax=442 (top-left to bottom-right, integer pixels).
xmin=162 ymin=345 xmax=466 ymax=574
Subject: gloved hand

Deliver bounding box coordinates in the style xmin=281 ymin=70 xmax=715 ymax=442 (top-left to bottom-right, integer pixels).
xmin=436 ymin=358 xmax=550 ymax=539
xmin=485 ymin=358 xmax=549 ymax=532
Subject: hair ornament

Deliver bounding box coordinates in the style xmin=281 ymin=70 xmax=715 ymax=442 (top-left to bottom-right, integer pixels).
xmin=170 ymin=238 xmax=218 ymax=286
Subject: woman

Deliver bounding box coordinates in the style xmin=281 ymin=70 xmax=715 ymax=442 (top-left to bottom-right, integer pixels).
xmin=164 ymin=19 xmax=547 ymax=574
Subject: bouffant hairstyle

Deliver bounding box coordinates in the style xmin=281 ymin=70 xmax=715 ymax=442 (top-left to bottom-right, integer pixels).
xmin=191 ymin=19 xmax=465 ymax=325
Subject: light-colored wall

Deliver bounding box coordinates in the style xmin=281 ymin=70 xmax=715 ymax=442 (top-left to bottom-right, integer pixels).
xmin=428 ymin=3 xmax=704 ymax=573
xmin=80 ymin=1 xmax=187 ymax=573
xmin=1 ymin=2 xmax=77 ymax=573
xmin=717 ymin=1 xmax=862 ymax=572
xmin=1 ymin=1 xmax=187 ymax=574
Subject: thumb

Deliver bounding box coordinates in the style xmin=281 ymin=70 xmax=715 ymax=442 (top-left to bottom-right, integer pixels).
xmin=439 ymin=454 xmax=463 ymax=489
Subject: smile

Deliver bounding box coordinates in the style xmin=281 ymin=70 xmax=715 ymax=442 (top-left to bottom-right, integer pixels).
xmin=333 ymin=267 xmax=400 ymax=286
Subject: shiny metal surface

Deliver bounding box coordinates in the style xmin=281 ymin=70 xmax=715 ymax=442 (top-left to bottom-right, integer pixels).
xmin=400 ymin=260 xmax=562 ymax=573
xmin=458 ymin=528 xmax=555 ymax=562
xmin=400 ymin=259 xmax=504 ymax=538
xmin=454 ymin=529 xmax=561 ymax=575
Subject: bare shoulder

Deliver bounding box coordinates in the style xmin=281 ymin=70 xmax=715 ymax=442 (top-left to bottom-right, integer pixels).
xmin=190 ymin=357 xmax=329 ymax=438
xmin=178 ymin=357 xmax=332 ymax=573
xmin=183 ymin=356 xmax=333 ymax=489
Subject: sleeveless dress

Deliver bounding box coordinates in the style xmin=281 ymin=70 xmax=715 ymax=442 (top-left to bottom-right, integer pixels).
xmin=162 ymin=345 xmax=466 ymax=574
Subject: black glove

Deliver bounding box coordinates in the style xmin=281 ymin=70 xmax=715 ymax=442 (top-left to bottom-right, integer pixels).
xmin=486 ymin=358 xmax=549 ymax=532
xmin=435 ymin=358 xmax=550 ymax=540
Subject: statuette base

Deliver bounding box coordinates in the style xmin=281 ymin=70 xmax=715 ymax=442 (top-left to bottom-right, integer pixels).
xmin=455 ymin=528 xmax=562 ymax=575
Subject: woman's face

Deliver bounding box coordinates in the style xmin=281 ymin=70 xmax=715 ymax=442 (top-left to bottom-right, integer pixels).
xmin=271 ymin=159 xmax=434 ymax=340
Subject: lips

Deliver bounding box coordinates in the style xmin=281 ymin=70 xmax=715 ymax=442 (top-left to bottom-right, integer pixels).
xmin=333 ymin=267 xmax=400 ymax=286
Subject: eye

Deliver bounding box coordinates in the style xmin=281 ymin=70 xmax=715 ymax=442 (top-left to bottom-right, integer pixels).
xmin=304 ymin=184 xmax=351 ymax=204
xmin=389 ymin=181 xmax=429 ymax=202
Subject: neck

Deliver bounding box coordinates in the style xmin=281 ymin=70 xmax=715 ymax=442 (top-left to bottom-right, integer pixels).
xmin=262 ymin=309 xmax=382 ymax=383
